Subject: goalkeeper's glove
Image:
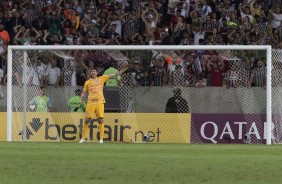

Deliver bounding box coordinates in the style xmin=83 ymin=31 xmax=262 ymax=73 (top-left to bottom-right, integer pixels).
xmin=73 ymin=101 xmax=82 ymax=112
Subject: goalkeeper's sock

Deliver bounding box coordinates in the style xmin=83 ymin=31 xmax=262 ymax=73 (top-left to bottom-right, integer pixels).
xmin=81 ymin=123 xmax=89 ymax=140
xmin=99 ymin=123 xmax=104 ymax=143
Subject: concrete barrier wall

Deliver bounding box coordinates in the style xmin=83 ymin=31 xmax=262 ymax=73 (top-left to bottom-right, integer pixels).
xmin=0 ymin=86 xmax=269 ymax=113
xmin=133 ymin=86 xmax=267 ymax=113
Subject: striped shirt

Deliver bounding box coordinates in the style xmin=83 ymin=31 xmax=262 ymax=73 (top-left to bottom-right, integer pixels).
xmin=123 ymin=19 xmax=139 ymax=39
xmin=170 ymin=67 xmax=185 ymax=86
xmin=148 ymin=66 xmax=165 ymax=86
xmin=22 ymin=8 xmax=37 ymax=27
xmin=251 ymin=67 xmax=266 ymax=87
xmin=225 ymin=70 xmax=240 ymax=87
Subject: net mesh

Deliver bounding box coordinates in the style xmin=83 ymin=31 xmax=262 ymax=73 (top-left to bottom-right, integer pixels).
xmin=272 ymin=50 xmax=282 ymax=144
xmin=9 ymin=48 xmax=279 ymax=144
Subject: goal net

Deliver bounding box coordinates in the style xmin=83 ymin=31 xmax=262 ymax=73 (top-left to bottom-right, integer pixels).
xmin=6 ymin=45 xmax=275 ymax=144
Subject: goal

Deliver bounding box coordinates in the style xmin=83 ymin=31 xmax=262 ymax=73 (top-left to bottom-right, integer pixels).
xmin=6 ymin=45 xmax=276 ymax=144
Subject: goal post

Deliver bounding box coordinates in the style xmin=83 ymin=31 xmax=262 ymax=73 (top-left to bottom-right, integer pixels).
xmin=6 ymin=45 xmax=273 ymax=144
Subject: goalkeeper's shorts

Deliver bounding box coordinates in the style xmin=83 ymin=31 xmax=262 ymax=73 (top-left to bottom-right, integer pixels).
xmin=85 ymin=103 xmax=105 ymax=119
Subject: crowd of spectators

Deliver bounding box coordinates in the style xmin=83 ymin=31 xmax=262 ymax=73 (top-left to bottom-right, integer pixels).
xmin=0 ymin=0 xmax=282 ymax=90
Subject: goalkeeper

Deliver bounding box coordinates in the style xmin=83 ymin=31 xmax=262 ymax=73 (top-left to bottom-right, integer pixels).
xmin=68 ymin=89 xmax=86 ymax=112
xmin=79 ymin=64 xmax=127 ymax=144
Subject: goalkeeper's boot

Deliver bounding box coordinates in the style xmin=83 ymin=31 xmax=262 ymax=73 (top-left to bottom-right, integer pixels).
xmin=79 ymin=139 xmax=85 ymax=143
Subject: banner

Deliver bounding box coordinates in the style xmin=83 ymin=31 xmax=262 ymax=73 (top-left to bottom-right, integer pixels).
xmin=9 ymin=113 xmax=191 ymax=143
xmin=2 ymin=112 xmax=270 ymax=143
xmin=0 ymin=113 xmax=6 ymax=141
xmin=191 ymin=114 xmax=267 ymax=144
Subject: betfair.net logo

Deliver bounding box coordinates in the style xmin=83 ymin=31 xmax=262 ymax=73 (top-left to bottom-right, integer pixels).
xmin=18 ymin=118 xmax=161 ymax=142
xmin=19 ymin=118 xmax=43 ymax=140
xmin=19 ymin=118 xmax=84 ymax=140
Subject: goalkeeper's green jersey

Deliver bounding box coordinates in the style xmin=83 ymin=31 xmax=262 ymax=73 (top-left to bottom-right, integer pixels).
xmin=68 ymin=96 xmax=86 ymax=112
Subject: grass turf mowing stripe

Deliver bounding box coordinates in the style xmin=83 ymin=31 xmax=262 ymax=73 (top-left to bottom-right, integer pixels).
xmin=0 ymin=142 xmax=282 ymax=184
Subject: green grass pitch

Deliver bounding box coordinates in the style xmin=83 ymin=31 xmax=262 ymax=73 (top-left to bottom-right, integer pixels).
xmin=0 ymin=142 xmax=282 ymax=184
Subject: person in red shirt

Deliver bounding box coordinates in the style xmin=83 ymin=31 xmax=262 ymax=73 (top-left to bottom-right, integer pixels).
xmin=169 ymin=9 xmax=185 ymax=33
xmin=206 ymin=56 xmax=225 ymax=86
xmin=0 ymin=21 xmax=10 ymax=44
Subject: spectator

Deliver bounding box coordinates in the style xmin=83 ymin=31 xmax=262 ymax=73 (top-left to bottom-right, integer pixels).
xmin=0 ymin=21 xmax=10 ymax=44
xmin=165 ymin=88 xmax=189 ymax=113
xmin=268 ymin=8 xmax=282 ymax=35
xmin=7 ymin=9 xmax=25 ymax=43
xmin=101 ymin=23 xmax=121 ymax=45
xmin=109 ymin=12 xmax=123 ymax=36
xmin=14 ymin=26 xmax=41 ymax=45
xmin=193 ymin=26 xmax=205 ymax=45
xmin=218 ymin=8 xmax=230 ymax=28
xmin=32 ymin=17 xmax=48 ymax=35
xmin=188 ymin=9 xmax=202 ymax=31
xmin=239 ymin=4 xmax=255 ymax=24
xmin=0 ymin=0 xmax=279 ymax=92
xmin=173 ymin=17 xmax=185 ymax=44
xmin=205 ymin=55 xmax=225 ymax=87
xmin=202 ymin=14 xmax=213 ymax=35
xmin=170 ymin=64 xmax=185 ymax=86
xmin=94 ymin=57 xmax=107 ymax=76
xmin=61 ymin=18 xmax=76 ymax=44
xmin=196 ymin=72 xmax=207 ymax=87
xmin=43 ymin=32 xmax=65 ymax=45
xmin=250 ymin=58 xmax=266 ymax=87
xmin=141 ymin=7 xmax=160 ymax=40
xmin=139 ymin=70 xmax=151 ymax=86
xmin=46 ymin=12 xmax=62 ymax=35
xmin=123 ymin=11 xmax=140 ymax=44
xmin=201 ymin=0 xmax=212 ymax=17
xmin=170 ymin=8 xmax=185 ymax=33
xmin=250 ymin=2 xmax=262 ymax=16
xmin=21 ymin=59 xmax=34 ymax=86
xmin=228 ymin=30 xmax=244 ymax=45
xmin=21 ymin=1 xmax=37 ymax=27
xmin=131 ymin=32 xmax=146 ymax=45
xmin=148 ymin=59 xmax=166 ymax=86
xmin=223 ymin=61 xmax=248 ymax=88
xmin=61 ymin=59 xmax=76 ymax=86
xmin=0 ymin=35 xmax=7 ymax=60
xmin=63 ymin=8 xmax=80 ymax=30
xmin=228 ymin=12 xmax=240 ymax=29
xmin=219 ymin=18 xmax=231 ymax=44
xmin=32 ymin=58 xmax=48 ymax=87
xmin=240 ymin=16 xmax=252 ymax=36
xmin=44 ymin=58 xmax=61 ymax=87
xmin=183 ymin=54 xmax=197 ymax=86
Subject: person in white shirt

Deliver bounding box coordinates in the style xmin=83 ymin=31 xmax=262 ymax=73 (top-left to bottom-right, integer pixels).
xmin=201 ymin=0 xmax=212 ymax=17
xmin=44 ymin=58 xmax=61 ymax=87
xmin=32 ymin=58 xmax=48 ymax=86
xmin=193 ymin=26 xmax=205 ymax=45
xmin=269 ymin=8 xmax=282 ymax=32
xmin=239 ymin=4 xmax=254 ymax=24
xmin=110 ymin=13 xmax=124 ymax=36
